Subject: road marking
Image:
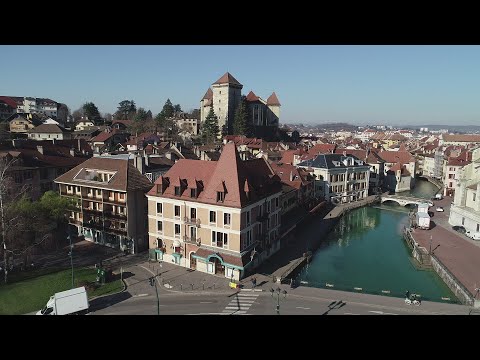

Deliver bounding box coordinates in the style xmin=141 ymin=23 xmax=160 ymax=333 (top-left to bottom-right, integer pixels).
xmin=221 ymin=290 xmax=260 ymax=315
xmin=133 ymin=293 xmax=149 ymax=297
xmin=296 ymin=306 xmax=311 ymax=310
xmin=369 ymin=310 xmax=397 ymax=315
xmin=237 ymin=293 xmax=258 ymax=297
xmin=200 ymin=301 xmax=213 ymax=304
xmin=234 ymin=300 xmax=256 ymax=303
xmin=344 ymin=312 xmax=360 ymax=315
xmin=186 ymin=312 xmax=228 ymax=315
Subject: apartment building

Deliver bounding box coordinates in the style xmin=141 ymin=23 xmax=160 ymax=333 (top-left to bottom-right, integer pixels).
xmin=297 ymin=153 xmax=370 ymax=204
xmin=55 ymin=155 xmax=152 ymax=254
xmin=146 ymin=142 xmax=283 ymax=281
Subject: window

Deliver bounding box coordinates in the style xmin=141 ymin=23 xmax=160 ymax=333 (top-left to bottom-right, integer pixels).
xmin=175 ymin=224 xmax=180 ymax=235
xmin=96 ymin=189 xmax=102 ymax=196
xmin=157 ymin=221 xmax=163 ymax=232
xmin=474 ymin=193 xmax=476 ymax=202
xmin=219 ymin=99 xmax=221 ymax=103
xmin=224 ymin=213 xmax=231 ymax=226
xmin=211 ymin=231 xmax=216 ymax=245
xmin=156 ymin=203 xmax=162 ymax=214
xmin=275 ymin=197 xmax=279 ymax=208
xmin=119 ymin=193 xmax=125 ymax=200
xmin=267 ymin=201 xmax=271 ymax=213
xmin=190 ymin=188 xmax=197 ymax=198
xmin=246 ymin=211 xmax=250 ymax=226
xmin=190 ymin=208 xmax=196 ymax=219
xmin=210 ymin=211 xmax=216 ymax=223
xmin=477 ymin=224 xmax=479 ymax=232
xmin=174 ymin=186 xmax=181 ymax=196
xmin=75 ymin=186 xmax=81 ymax=193
xmin=217 ymin=191 xmax=224 ymax=202
xmin=175 ymin=205 xmax=180 ymax=217
xmin=246 ymin=230 xmax=252 ymax=247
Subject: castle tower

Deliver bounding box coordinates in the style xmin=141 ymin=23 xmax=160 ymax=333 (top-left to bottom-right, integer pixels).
xmin=211 ymin=72 xmax=243 ymax=133
xmin=266 ymin=92 xmax=281 ymax=126
xmin=200 ymin=88 xmax=213 ymax=123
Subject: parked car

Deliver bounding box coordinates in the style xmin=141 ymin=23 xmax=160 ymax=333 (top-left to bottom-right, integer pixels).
xmin=436 ymin=207 xmax=444 ymax=212
xmin=427 ymin=201 xmax=434 ymax=207
xmin=466 ymin=231 xmax=480 ymax=241
xmin=452 ymin=225 xmax=466 ymax=234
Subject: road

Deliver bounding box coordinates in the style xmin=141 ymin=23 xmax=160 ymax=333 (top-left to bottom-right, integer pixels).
xmin=89 ymin=263 xmax=472 ymax=315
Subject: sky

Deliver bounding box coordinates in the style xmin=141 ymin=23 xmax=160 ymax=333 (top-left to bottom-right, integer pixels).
xmin=1 ymin=45 xmax=480 ymax=126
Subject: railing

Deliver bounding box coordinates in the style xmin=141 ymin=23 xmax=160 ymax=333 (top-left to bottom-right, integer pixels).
xmin=106 ymin=227 xmax=127 ymax=235
xmin=183 ymin=217 xmax=201 ymax=226
xmin=183 ymin=235 xmax=201 ymax=244
xmin=83 ymin=208 xmax=103 ymax=215
xmin=104 ymin=211 xmax=127 ymax=220
xmin=68 ymin=218 xmax=82 ymax=226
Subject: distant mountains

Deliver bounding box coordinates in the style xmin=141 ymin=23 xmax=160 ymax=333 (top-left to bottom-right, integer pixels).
xmin=403 ymin=125 xmax=480 ymax=133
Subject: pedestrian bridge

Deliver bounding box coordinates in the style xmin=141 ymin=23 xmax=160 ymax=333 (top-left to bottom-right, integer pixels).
xmin=381 ymin=195 xmax=428 ymax=207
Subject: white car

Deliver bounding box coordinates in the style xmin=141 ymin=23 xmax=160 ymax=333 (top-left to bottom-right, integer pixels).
xmin=466 ymin=231 xmax=480 ymax=241
xmin=436 ymin=207 xmax=444 ymax=212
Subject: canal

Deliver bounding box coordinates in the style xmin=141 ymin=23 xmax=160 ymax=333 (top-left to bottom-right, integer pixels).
xmin=297 ymin=179 xmax=458 ymax=303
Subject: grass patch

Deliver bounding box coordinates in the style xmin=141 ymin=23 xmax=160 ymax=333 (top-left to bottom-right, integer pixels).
xmin=0 ymin=267 xmax=123 ymax=315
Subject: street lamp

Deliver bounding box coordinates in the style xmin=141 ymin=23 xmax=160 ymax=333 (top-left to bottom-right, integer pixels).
xmin=270 ymin=287 xmax=287 ymax=315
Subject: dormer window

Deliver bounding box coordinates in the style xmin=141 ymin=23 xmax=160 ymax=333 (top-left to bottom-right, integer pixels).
xmin=174 ymin=186 xmax=181 ymax=196
xmin=217 ymin=191 xmax=225 ymax=202
xmin=190 ymin=188 xmax=197 ymax=198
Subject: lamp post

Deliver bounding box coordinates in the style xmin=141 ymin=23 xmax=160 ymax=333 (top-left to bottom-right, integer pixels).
xmin=270 ymin=287 xmax=287 ymax=315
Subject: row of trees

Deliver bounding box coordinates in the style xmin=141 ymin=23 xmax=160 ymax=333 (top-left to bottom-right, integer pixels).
xmin=1 ymin=159 xmax=75 ymax=284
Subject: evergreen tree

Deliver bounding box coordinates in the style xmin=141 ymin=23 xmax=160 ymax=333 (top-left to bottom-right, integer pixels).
xmin=82 ymin=102 xmax=101 ymax=122
xmin=233 ymin=99 xmax=248 ymax=136
xmin=161 ymin=99 xmax=175 ymax=119
xmin=115 ymin=100 xmax=136 ymax=120
xmin=202 ymin=106 xmax=219 ymax=144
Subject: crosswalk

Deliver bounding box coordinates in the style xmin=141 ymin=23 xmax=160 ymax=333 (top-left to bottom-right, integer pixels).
xmin=222 ymin=290 xmax=260 ymax=315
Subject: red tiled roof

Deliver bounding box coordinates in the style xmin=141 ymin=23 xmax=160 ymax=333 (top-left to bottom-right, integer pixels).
xmin=55 ymin=156 xmax=151 ymax=192
xmin=267 ymin=92 xmax=281 ymax=106
xmin=202 ymin=88 xmax=213 ymax=100
xmin=442 ymin=134 xmax=480 ymax=143
xmin=0 ymin=96 xmax=17 ymax=108
xmin=91 ymin=129 xmax=119 ymax=143
xmin=376 ymin=150 xmax=414 ymax=164
xmin=245 ymin=91 xmax=259 ymax=102
xmin=148 ymin=143 xmax=281 ymax=208
xmin=308 ymin=144 xmax=336 ymax=155
xmin=30 ymin=124 xmax=67 ymax=134
xmin=213 ymin=72 xmax=242 ymax=86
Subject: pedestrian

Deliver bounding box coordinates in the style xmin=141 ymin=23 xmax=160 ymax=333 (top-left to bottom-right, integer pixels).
xmin=405 ymin=290 xmax=410 ymax=299
xmin=251 ymin=277 xmax=257 ymax=289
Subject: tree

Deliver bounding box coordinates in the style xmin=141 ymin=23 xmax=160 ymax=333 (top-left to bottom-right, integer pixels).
xmin=161 ymin=99 xmax=175 ymax=119
xmin=115 ymin=100 xmax=136 ymax=120
xmin=233 ymin=98 xmax=248 ymax=136
xmin=146 ymin=110 xmax=153 ymax=120
xmin=103 ymin=113 xmax=113 ymax=123
xmin=174 ymin=104 xmax=182 ymax=113
xmin=82 ymin=102 xmax=101 ymax=122
xmin=202 ymin=106 xmax=220 ymax=144
xmin=134 ymin=107 xmax=148 ymax=122
xmin=72 ymin=108 xmax=84 ymax=122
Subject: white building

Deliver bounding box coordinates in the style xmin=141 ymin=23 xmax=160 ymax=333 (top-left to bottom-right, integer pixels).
xmin=28 ymin=124 xmax=72 ymax=141
xmin=297 ymin=154 xmax=370 ymax=204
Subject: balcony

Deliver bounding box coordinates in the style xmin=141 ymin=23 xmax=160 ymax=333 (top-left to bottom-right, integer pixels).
xmin=183 ymin=235 xmax=201 ymax=245
xmin=103 ymin=197 xmax=126 ymax=205
xmin=104 ymin=211 xmax=127 ymax=220
xmin=183 ymin=217 xmax=201 ymax=227
xmin=83 ymin=221 xmax=104 ymax=231
xmin=105 ymin=227 xmax=127 ymax=235
xmin=83 ymin=208 xmax=103 ymax=215
xmin=60 ymin=191 xmax=80 ymax=198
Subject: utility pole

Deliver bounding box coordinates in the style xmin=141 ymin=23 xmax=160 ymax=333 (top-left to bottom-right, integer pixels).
xmin=150 ymin=276 xmax=160 ymax=315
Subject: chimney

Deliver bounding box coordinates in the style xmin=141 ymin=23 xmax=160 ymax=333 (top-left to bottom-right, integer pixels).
xmin=134 ymin=152 xmax=144 ymax=174
xmin=37 ymin=145 xmax=43 ymax=155
xmin=70 ymin=148 xmax=75 ymax=157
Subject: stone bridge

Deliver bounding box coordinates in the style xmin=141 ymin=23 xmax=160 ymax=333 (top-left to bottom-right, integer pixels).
xmin=380 ymin=195 xmax=429 ymax=207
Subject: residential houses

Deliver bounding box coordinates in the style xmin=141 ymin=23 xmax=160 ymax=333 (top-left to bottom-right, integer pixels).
xmin=439 ymin=134 xmax=480 ymax=147
xmin=146 ymin=143 xmax=283 ymax=280
xmin=28 ymin=124 xmax=72 ymax=141
xmin=376 ymin=146 xmax=416 ymax=193
xmin=55 ymin=155 xmax=152 ymax=254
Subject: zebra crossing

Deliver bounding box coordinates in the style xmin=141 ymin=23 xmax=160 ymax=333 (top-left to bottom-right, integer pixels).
xmin=222 ymin=290 xmax=260 ymax=315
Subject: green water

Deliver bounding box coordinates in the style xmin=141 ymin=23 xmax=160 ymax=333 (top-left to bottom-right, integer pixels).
xmin=403 ymin=177 xmax=440 ymax=199
xmin=297 ymin=205 xmax=458 ymax=303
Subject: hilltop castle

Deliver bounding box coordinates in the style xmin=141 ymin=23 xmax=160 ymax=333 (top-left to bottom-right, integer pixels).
xmin=200 ymin=72 xmax=280 ymax=137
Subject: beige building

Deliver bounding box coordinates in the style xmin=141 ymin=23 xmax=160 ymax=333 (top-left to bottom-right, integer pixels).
xmin=146 ymin=143 xmax=283 ymax=280
xmin=55 ymin=154 xmax=152 ymax=254
xmin=28 ymin=124 xmax=72 ymax=141
xmin=9 ymin=114 xmax=36 ymax=133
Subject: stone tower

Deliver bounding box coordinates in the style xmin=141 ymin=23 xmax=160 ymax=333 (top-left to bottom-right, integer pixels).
xmin=211 ymin=72 xmax=243 ymax=133
xmin=266 ymin=92 xmax=281 ymax=126
xmin=200 ymin=88 xmax=213 ymax=123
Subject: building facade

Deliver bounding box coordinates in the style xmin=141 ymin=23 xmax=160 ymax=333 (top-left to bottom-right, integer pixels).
xmin=146 ymin=143 xmax=283 ymax=280
xmin=297 ymin=154 xmax=370 ymax=204
xmin=55 ymin=155 xmax=152 ymax=254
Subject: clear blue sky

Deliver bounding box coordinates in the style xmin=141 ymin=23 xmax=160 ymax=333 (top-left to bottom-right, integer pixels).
xmin=1 ymin=45 xmax=480 ymax=126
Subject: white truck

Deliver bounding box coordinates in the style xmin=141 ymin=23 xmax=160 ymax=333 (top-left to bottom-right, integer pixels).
xmin=36 ymin=286 xmax=89 ymax=315
xmin=416 ymin=212 xmax=431 ymax=230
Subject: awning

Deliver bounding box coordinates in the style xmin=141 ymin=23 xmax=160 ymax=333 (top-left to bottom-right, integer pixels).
xmin=172 ymin=252 xmax=182 ymax=259
xmin=154 ymin=249 xmax=164 ymax=254
xmin=173 ymin=239 xmax=181 ymax=247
